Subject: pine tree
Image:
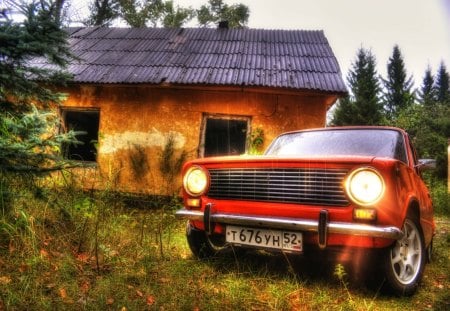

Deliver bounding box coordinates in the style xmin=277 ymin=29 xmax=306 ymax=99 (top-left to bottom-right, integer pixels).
xmin=330 ymin=96 xmax=356 ymax=126
xmin=0 ymin=1 xmax=77 ymax=174
xmin=398 ymin=65 xmax=450 ymax=179
xmin=382 ymin=45 xmax=415 ymax=121
xmin=435 ymin=62 xmax=450 ymax=105
xmin=418 ymin=66 xmax=436 ymax=106
xmin=331 ymin=48 xmax=383 ymax=125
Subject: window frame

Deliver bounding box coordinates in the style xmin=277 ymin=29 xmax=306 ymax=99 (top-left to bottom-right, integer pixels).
xmin=199 ymin=114 xmax=251 ymax=158
xmin=60 ymin=107 xmax=100 ymax=163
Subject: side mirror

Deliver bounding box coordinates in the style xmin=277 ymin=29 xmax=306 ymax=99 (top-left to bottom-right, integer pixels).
xmin=416 ymin=159 xmax=436 ymax=171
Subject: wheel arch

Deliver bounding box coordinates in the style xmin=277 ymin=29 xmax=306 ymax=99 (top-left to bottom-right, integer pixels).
xmin=406 ymin=199 xmax=420 ymax=222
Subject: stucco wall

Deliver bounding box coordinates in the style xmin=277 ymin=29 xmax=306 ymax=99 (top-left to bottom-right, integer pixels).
xmin=62 ymin=84 xmax=337 ymax=194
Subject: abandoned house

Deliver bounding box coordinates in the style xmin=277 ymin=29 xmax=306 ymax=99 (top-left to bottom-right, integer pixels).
xmin=44 ymin=26 xmax=347 ymax=194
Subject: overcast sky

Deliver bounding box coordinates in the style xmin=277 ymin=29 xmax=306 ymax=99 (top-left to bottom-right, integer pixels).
xmin=70 ymin=0 xmax=450 ymax=87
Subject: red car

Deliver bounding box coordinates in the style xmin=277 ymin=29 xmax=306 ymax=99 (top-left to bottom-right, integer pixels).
xmin=176 ymin=126 xmax=435 ymax=295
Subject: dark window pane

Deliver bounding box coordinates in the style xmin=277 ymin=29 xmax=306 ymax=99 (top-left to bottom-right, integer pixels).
xmin=62 ymin=110 xmax=99 ymax=162
xmin=204 ymin=118 xmax=247 ymax=157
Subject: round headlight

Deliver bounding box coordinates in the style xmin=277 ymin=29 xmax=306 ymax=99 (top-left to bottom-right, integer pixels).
xmin=183 ymin=166 xmax=209 ymax=196
xmin=346 ymin=168 xmax=384 ymax=206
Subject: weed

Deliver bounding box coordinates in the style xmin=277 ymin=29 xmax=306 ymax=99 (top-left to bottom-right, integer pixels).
xmin=0 ymin=181 xmax=449 ymax=310
xmin=158 ymin=133 xmax=187 ymax=195
xmin=334 ymin=263 xmax=354 ymax=305
xmin=128 ymin=143 xmax=149 ymax=181
xmin=429 ymin=179 xmax=450 ymax=215
xmin=248 ymin=127 xmax=265 ymax=155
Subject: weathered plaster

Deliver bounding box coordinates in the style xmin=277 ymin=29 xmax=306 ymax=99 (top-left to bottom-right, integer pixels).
xmin=61 ymin=85 xmax=339 ymax=194
xmin=99 ymin=128 xmax=186 ymax=154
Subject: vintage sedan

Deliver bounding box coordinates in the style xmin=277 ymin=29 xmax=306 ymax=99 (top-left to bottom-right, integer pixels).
xmin=175 ymin=126 xmax=435 ymax=295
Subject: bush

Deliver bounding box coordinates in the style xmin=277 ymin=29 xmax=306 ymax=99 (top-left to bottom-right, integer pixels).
xmin=428 ymin=178 xmax=450 ymax=215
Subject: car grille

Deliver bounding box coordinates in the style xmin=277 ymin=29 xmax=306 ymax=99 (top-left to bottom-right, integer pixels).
xmin=207 ymin=168 xmax=350 ymax=206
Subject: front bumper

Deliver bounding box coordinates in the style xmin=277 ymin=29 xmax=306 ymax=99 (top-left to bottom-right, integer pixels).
xmin=175 ymin=207 xmax=404 ymax=248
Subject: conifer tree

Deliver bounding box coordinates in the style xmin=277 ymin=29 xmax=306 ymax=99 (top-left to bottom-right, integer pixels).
xmin=331 ymin=48 xmax=383 ymax=125
xmin=418 ymin=66 xmax=436 ymax=106
xmin=329 ymin=96 xmax=356 ymax=126
xmin=435 ymin=62 xmax=450 ymax=105
xmin=0 ymin=0 xmax=77 ymax=174
xmin=398 ymin=65 xmax=450 ymax=179
xmin=382 ymin=45 xmax=415 ymax=121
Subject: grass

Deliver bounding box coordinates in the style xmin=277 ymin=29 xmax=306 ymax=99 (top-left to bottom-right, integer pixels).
xmin=0 ymin=185 xmax=449 ymax=310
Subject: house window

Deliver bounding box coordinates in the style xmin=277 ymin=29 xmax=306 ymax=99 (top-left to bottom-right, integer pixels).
xmin=61 ymin=109 xmax=100 ymax=162
xmin=201 ymin=115 xmax=250 ymax=157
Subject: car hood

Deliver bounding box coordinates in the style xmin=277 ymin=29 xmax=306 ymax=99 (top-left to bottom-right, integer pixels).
xmin=187 ymin=155 xmax=380 ymax=167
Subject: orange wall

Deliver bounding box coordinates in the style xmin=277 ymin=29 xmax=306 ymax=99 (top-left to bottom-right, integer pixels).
xmin=62 ymin=84 xmax=338 ymax=194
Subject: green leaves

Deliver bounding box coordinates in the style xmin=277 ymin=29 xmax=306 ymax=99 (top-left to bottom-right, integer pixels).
xmin=197 ymin=0 xmax=249 ymax=28
xmin=85 ymin=0 xmax=248 ymax=28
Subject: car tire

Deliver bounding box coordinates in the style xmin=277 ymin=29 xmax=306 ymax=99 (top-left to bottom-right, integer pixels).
xmin=382 ymin=216 xmax=426 ymax=296
xmin=185 ymin=221 xmax=226 ymax=259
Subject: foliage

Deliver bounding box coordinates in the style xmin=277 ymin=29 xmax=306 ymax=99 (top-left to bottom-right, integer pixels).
xmin=0 ymin=1 xmax=78 ymax=183
xmin=330 ymin=48 xmax=383 ymax=126
xmin=435 ymin=62 xmax=450 ymax=104
xmin=248 ymin=127 xmax=264 ymax=155
xmin=197 ymin=0 xmax=249 ymax=28
xmin=160 ymin=0 xmax=195 ymax=28
xmin=382 ymin=45 xmax=415 ymax=121
xmin=94 ymin=0 xmax=196 ymax=28
xmin=394 ymin=66 xmax=450 ymax=179
xmin=85 ymin=0 xmax=120 ymax=26
xmin=331 ymin=45 xmax=448 ymax=183
xmin=330 ymin=95 xmax=357 ymax=126
xmin=84 ymin=0 xmax=248 ymax=28
xmin=417 ymin=66 xmax=436 ymax=106
xmin=0 ymin=106 xmax=79 ymax=174
xmin=3 ymin=0 xmax=71 ymax=25
xmin=425 ymin=178 xmax=450 ymax=215
xmin=118 ymin=0 xmax=165 ymax=27
xmin=1 ymin=2 xmax=72 ymax=110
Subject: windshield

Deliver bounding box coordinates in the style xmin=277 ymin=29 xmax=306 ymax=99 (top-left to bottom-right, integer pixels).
xmin=265 ymin=129 xmax=407 ymax=163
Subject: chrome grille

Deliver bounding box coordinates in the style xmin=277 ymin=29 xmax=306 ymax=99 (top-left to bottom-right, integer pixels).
xmin=207 ymin=168 xmax=349 ymax=206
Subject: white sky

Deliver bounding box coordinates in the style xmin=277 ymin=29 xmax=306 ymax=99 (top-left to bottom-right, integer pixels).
xmin=70 ymin=0 xmax=450 ymax=87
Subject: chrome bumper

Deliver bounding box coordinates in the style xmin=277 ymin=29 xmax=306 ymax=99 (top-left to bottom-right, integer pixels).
xmin=175 ymin=208 xmax=404 ymax=243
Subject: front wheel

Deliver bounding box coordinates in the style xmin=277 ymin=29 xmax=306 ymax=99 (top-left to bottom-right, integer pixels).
xmin=382 ymin=217 xmax=426 ymax=296
xmin=185 ymin=222 xmax=227 ymax=259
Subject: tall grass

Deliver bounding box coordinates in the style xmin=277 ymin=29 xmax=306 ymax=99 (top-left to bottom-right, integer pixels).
xmin=428 ymin=178 xmax=450 ymax=215
xmin=0 ymin=177 xmax=449 ymax=310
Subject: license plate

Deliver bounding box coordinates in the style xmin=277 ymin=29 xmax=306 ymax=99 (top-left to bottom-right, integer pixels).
xmin=226 ymin=225 xmax=303 ymax=252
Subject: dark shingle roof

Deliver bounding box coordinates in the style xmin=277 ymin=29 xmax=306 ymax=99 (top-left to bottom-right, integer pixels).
xmin=58 ymin=27 xmax=347 ymax=93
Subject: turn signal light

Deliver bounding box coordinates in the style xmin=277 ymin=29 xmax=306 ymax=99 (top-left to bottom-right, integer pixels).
xmin=354 ymin=208 xmax=377 ymax=221
xmin=186 ymin=198 xmax=201 ymax=208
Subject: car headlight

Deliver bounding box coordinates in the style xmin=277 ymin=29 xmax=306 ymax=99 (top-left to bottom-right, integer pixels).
xmin=183 ymin=166 xmax=209 ymax=197
xmin=346 ymin=168 xmax=384 ymax=206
